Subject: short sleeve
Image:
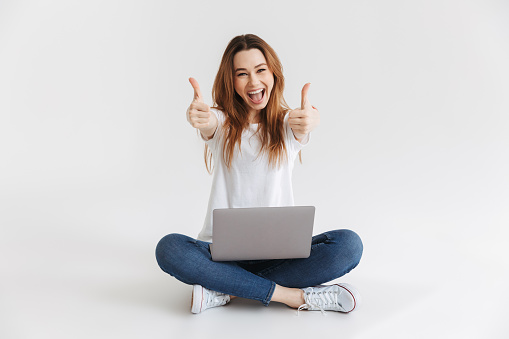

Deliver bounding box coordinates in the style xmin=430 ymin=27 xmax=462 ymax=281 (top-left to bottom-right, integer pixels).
xmin=284 ymin=111 xmax=311 ymax=156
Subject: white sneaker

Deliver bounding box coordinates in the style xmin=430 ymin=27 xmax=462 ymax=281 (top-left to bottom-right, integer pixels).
xmin=191 ymin=285 xmax=231 ymax=314
xmin=298 ymin=283 xmax=361 ymax=315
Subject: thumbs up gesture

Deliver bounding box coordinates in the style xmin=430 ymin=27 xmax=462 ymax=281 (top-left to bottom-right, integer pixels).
xmin=288 ymin=83 xmax=320 ymax=142
xmin=186 ymin=77 xmax=218 ymax=139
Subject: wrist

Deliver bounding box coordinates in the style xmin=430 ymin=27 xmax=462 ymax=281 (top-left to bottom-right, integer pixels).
xmin=200 ymin=125 xmax=216 ymax=140
xmin=292 ymin=131 xmax=307 ymax=142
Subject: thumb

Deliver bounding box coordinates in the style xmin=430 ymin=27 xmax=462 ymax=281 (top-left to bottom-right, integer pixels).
xmin=301 ymin=83 xmax=311 ymax=109
xmin=189 ymin=77 xmax=203 ymax=102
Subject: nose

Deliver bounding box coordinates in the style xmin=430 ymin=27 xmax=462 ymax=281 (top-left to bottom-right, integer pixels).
xmin=248 ymin=73 xmax=262 ymax=87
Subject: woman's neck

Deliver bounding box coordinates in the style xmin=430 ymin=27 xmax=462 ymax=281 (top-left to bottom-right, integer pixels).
xmin=248 ymin=109 xmax=261 ymax=124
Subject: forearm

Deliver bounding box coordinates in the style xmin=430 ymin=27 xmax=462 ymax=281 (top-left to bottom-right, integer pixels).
xmin=292 ymin=131 xmax=310 ymax=144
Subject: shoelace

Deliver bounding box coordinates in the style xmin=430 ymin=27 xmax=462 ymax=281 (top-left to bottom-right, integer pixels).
xmin=297 ymin=288 xmax=342 ymax=316
xmin=206 ymin=291 xmax=229 ymax=307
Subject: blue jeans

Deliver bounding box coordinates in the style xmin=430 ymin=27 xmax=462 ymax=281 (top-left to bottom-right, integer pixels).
xmin=155 ymin=229 xmax=363 ymax=306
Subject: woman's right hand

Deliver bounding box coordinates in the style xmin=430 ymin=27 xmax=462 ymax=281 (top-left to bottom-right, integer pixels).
xmin=186 ymin=77 xmax=218 ymax=139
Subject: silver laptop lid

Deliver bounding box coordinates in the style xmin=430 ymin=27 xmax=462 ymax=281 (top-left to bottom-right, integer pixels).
xmin=211 ymin=206 xmax=315 ymax=261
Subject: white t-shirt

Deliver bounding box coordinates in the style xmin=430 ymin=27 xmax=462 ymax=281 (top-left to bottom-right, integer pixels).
xmin=197 ymin=108 xmax=310 ymax=242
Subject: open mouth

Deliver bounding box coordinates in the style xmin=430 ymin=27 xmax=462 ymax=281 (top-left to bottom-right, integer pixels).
xmin=247 ymin=88 xmax=265 ymax=104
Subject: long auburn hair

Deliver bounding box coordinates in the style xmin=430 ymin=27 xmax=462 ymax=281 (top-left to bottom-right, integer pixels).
xmin=204 ymin=34 xmax=301 ymax=173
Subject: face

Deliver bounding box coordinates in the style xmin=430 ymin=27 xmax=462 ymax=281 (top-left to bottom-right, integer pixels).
xmin=233 ymin=48 xmax=274 ymax=116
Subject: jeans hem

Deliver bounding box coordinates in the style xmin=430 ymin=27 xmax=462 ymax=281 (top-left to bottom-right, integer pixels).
xmin=262 ymin=281 xmax=276 ymax=306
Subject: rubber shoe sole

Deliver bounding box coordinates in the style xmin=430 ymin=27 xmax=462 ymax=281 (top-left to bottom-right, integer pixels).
xmin=333 ymin=283 xmax=361 ymax=313
xmin=191 ymin=285 xmax=205 ymax=314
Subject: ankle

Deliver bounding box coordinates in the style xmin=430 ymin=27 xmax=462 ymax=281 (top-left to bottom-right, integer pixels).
xmin=284 ymin=289 xmax=305 ymax=309
xmin=271 ymin=285 xmax=305 ymax=309
xmin=293 ymin=289 xmax=305 ymax=308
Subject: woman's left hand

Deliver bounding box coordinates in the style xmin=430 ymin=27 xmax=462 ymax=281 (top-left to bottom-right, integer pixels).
xmin=288 ymin=83 xmax=320 ymax=142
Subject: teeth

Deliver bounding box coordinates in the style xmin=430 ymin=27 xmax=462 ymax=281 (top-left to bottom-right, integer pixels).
xmin=248 ymin=89 xmax=264 ymax=95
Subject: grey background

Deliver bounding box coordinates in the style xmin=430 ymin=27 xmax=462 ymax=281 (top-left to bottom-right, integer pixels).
xmin=1 ymin=0 xmax=508 ymax=338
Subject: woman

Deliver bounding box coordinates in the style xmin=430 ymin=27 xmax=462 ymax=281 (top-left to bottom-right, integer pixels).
xmin=156 ymin=34 xmax=363 ymax=315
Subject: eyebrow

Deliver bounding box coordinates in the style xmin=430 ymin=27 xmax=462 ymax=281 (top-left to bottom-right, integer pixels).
xmin=234 ymin=63 xmax=267 ymax=72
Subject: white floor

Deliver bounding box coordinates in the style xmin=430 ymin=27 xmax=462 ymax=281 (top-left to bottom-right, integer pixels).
xmin=2 ymin=190 xmax=508 ymax=339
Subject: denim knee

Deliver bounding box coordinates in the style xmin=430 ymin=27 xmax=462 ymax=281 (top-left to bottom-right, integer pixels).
xmin=327 ymin=229 xmax=363 ymax=270
xmin=155 ymin=233 xmax=189 ymax=276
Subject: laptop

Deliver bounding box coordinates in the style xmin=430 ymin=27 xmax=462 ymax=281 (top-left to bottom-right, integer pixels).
xmin=210 ymin=206 xmax=315 ymax=261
